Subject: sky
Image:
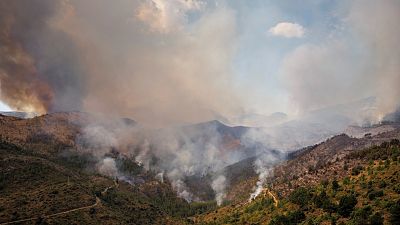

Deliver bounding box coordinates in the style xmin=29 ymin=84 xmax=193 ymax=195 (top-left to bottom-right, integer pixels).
xmin=0 ymin=101 xmax=12 ymax=111
xmin=0 ymin=0 xmax=345 ymax=113
xmin=0 ymin=0 xmax=399 ymax=126
xmin=226 ymin=0 xmax=344 ymax=113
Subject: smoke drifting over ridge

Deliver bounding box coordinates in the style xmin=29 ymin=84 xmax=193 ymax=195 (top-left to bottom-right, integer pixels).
xmin=0 ymin=0 xmax=399 ymax=126
xmin=1 ymin=0 xmax=399 ymax=205
xmin=0 ymin=0 xmax=240 ymax=127
xmin=75 ymin=117 xmax=251 ymax=204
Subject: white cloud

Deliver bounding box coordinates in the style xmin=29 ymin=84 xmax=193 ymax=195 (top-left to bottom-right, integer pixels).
xmin=269 ymin=22 xmax=305 ymax=38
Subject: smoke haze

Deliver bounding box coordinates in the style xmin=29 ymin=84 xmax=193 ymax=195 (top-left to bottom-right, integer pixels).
xmin=0 ymin=0 xmax=399 ymax=127
xmin=0 ymin=0 xmax=399 ymax=206
xmin=281 ymin=0 xmax=400 ymax=119
xmin=0 ymin=0 xmax=241 ymax=127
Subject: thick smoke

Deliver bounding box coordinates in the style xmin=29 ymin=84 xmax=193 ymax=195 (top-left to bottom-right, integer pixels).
xmin=97 ymin=157 xmax=119 ymax=177
xmin=2 ymin=0 xmax=399 ymax=206
xmin=281 ymin=0 xmax=400 ymax=120
xmin=0 ymin=0 xmax=86 ymax=113
xmin=78 ymin=118 xmax=241 ymax=204
xmin=211 ymin=175 xmax=227 ymax=206
xmin=1 ymin=0 xmax=399 ymax=125
xmin=0 ymin=0 xmax=240 ymax=127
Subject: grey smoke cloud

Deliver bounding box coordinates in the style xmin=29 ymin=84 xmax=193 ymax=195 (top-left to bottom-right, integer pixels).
xmin=280 ymin=0 xmax=400 ymax=120
xmin=0 ymin=0 xmax=241 ymax=127
xmin=211 ymin=175 xmax=227 ymax=206
xmin=78 ymin=118 xmax=245 ymax=203
xmin=1 ymin=0 xmax=399 ymax=127
xmin=1 ymin=0 xmax=399 ymax=206
xmin=0 ymin=0 xmax=86 ymax=113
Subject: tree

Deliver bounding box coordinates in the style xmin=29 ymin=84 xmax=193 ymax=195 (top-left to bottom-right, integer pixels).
xmin=268 ymin=211 xmax=305 ymax=225
xmin=351 ymin=206 xmax=371 ymax=225
xmin=287 ymin=211 xmax=306 ymax=224
xmin=332 ymin=179 xmax=340 ymax=191
xmin=338 ymin=194 xmax=357 ymax=217
xmin=289 ymin=187 xmax=313 ymax=207
xmin=313 ymin=190 xmax=336 ymax=213
xmin=389 ymin=200 xmax=400 ymax=225
xmin=369 ymin=212 xmax=383 ymax=225
xmin=368 ymin=190 xmax=384 ymax=200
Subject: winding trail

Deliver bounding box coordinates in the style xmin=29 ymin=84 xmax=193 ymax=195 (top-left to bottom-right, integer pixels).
xmin=264 ymin=188 xmax=279 ymax=207
xmin=240 ymin=187 xmax=279 ymax=209
xmin=0 ymin=181 xmax=118 ymax=225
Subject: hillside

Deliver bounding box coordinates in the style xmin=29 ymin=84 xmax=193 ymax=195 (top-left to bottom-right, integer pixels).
xmin=0 ymin=113 xmax=222 ymax=224
xmin=195 ymin=130 xmax=400 ymax=224
xmin=1 ymin=112 xmax=400 ymax=224
xmin=0 ymin=140 xmax=200 ymax=224
xmin=197 ymin=139 xmax=400 ymax=225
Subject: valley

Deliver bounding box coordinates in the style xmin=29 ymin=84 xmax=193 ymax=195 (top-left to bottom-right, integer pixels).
xmin=1 ymin=1 xmax=399 ymax=224
xmin=0 ymin=113 xmax=399 ymax=224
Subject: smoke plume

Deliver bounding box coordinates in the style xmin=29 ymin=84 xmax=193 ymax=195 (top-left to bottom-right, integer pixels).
xmin=211 ymin=175 xmax=227 ymax=206
xmin=281 ymin=0 xmax=400 ymax=120
xmin=78 ymin=118 xmax=243 ymax=203
xmin=0 ymin=0 xmax=240 ymax=127
xmin=1 ymin=0 xmax=399 ymax=206
xmin=0 ymin=0 xmax=86 ymax=114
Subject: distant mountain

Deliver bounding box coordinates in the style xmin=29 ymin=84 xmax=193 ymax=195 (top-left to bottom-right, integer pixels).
xmin=179 ymin=120 xmax=249 ymax=140
xmin=0 ymin=111 xmax=37 ymax=118
xmin=151 ymin=120 xmax=271 ymax=201
xmin=196 ymin=122 xmax=400 ymax=224
xmin=155 ymin=120 xmax=260 ymax=163
xmin=1 ymin=110 xmax=400 ymax=224
xmin=228 ymin=112 xmax=288 ymax=127
xmin=246 ymin=97 xmax=381 ymax=151
xmin=303 ymin=96 xmax=378 ymax=127
xmin=345 ymin=123 xmax=400 ymax=138
xmin=383 ymin=107 xmax=400 ymax=122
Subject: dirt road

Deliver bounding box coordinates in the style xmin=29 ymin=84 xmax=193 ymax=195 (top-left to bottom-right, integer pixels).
xmin=0 ymin=181 xmax=118 ymax=225
xmin=265 ymin=188 xmax=279 ymax=207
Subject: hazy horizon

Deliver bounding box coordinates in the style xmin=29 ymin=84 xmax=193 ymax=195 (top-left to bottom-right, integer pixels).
xmin=1 ymin=0 xmax=399 ymax=127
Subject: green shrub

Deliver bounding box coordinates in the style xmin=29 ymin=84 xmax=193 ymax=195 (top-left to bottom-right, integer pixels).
xmin=269 ymin=210 xmax=305 ymax=225
xmin=245 ymin=198 xmax=274 ymax=213
xmin=351 ymin=206 xmax=371 ymax=225
xmin=393 ymin=184 xmax=400 ymax=194
xmin=338 ymin=194 xmax=357 ymax=217
xmin=332 ymin=179 xmax=340 ymax=191
xmin=369 ymin=212 xmax=383 ymax=225
xmin=289 ymin=187 xmax=313 ymax=207
xmin=351 ymin=165 xmax=363 ymax=176
xmin=313 ymin=190 xmax=336 ymax=213
xmin=368 ymin=190 xmax=384 ymax=200
xmin=389 ymin=200 xmax=400 ymax=225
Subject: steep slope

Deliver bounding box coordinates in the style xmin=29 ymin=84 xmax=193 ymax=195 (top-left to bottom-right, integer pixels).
xmin=0 ymin=141 xmax=184 ymax=224
xmin=0 ymin=114 xmax=220 ymax=224
xmin=195 ymin=124 xmax=400 ymax=224
xmin=272 ymin=126 xmax=400 ymax=197
xmin=197 ymin=142 xmax=400 ymax=224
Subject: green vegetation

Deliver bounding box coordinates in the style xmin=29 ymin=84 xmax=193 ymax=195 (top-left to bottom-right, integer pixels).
xmin=196 ymin=140 xmax=400 ymax=225
xmin=269 ymin=210 xmax=305 ymax=225
xmin=337 ymin=194 xmax=357 ymax=217
xmin=289 ymin=187 xmax=313 ymax=207
xmin=0 ymin=140 xmax=194 ymax=224
xmin=1 ymin=113 xmax=399 ymax=225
